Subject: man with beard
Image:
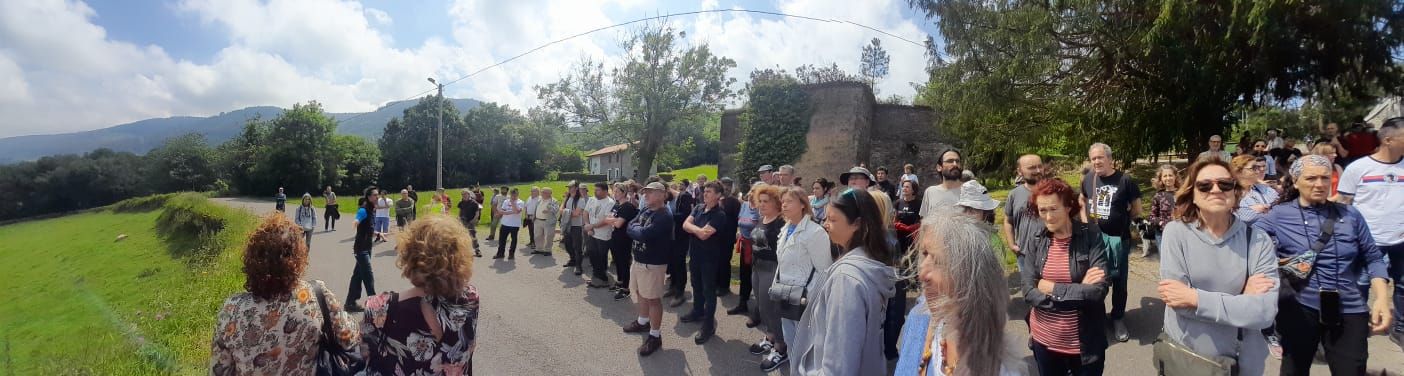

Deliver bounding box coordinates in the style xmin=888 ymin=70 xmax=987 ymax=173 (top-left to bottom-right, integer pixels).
xmin=1079 ymin=143 xmax=1142 ymax=343
xmin=1000 ymin=154 xmax=1045 ymax=271
xmin=920 ymin=149 xmax=965 ymax=217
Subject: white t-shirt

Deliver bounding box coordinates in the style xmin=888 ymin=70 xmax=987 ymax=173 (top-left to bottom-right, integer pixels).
xmin=1339 ymin=156 xmax=1404 ymax=246
xmin=375 ymin=197 xmax=391 ymax=218
xmin=498 ymin=199 xmax=525 ymax=227
xmin=585 ymin=196 xmax=617 ymax=241
xmin=919 ymin=185 xmax=959 ymax=217
xmin=525 ymin=197 xmax=539 ymax=217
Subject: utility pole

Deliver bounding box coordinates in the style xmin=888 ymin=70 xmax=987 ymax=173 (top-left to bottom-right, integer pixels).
xmin=428 ymin=77 xmax=444 ymax=190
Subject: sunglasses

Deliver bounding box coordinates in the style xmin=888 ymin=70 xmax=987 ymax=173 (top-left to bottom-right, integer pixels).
xmin=1194 ymin=179 xmax=1238 ymax=193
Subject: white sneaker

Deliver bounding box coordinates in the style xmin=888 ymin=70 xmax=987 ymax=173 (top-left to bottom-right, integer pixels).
xmin=1113 ymin=320 xmax=1129 ymax=342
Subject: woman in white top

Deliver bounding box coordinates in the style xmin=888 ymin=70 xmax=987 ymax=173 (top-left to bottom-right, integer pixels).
xmin=493 ymin=188 xmax=525 ymax=260
xmin=896 ymin=213 xmax=1024 ymax=376
xmin=770 ymin=186 xmax=832 ymax=350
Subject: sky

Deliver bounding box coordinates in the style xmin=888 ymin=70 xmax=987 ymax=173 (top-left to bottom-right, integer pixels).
xmin=0 ymin=0 xmax=942 ymax=138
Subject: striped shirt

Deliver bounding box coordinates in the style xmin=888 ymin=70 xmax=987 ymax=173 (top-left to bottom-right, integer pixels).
xmin=1030 ymin=237 xmax=1081 ymax=355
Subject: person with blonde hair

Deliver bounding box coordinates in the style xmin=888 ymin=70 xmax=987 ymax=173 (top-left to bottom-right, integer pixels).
xmin=211 ymin=213 xmax=359 ymax=375
xmin=361 ymin=215 xmax=480 ymax=375
xmin=1230 ymin=154 xmax=1277 ymax=225
xmin=770 ymin=185 xmax=829 ymax=365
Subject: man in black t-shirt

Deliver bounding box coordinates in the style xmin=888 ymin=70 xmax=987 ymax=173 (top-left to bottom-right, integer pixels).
xmin=680 ymin=181 xmax=727 ymax=344
xmin=1079 ymin=143 xmax=1142 ymax=343
xmin=716 ymin=177 xmax=742 ymax=297
xmin=458 ymin=189 xmax=482 ymax=257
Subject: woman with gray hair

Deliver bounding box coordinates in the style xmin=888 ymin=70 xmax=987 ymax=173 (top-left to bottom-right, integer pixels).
xmin=894 ymin=214 xmax=1023 ymax=376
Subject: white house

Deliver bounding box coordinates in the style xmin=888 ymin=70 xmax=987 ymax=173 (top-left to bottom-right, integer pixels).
xmin=587 ymin=142 xmax=656 ymax=180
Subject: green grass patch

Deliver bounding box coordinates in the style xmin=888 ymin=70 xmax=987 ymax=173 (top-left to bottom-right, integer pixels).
xmin=0 ymin=194 xmax=256 ymax=374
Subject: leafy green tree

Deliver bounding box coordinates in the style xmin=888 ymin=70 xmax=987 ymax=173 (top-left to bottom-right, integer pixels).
xmin=794 ymin=63 xmax=859 ymax=84
xmin=909 ymin=0 xmax=1404 ymax=173
xmin=738 ymin=69 xmax=811 ymax=185
xmin=217 ymin=119 xmax=270 ymax=195
xmin=859 ymin=38 xmax=890 ymax=92
xmin=537 ymin=24 xmax=736 ymax=180
xmin=261 ymin=102 xmax=336 ymax=195
xmin=146 ymin=133 xmax=217 ymax=192
xmin=379 ymin=95 xmax=468 ymax=189
xmin=328 ymin=134 xmax=381 ymax=192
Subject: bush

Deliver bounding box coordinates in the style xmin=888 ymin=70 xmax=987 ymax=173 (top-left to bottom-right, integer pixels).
xmin=109 ymin=193 xmax=180 ymax=213
xmin=154 ymin=193 xmax=233 ymax=263
xmin=658 ymin=172 xmax=675 ymax=182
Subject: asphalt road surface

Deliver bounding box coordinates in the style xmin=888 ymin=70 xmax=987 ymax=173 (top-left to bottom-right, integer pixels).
xmin=218 ymin=198 xmax=1402 ymax=375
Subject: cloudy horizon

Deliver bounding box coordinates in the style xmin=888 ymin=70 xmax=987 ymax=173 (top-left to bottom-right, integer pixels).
xmin=0 ymin=0 xmax=939 ymax=138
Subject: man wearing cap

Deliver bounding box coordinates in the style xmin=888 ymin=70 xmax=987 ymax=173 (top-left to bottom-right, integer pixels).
xmin=920 ymin=149 xmax=964 ymax=217
xmin=621 ymin=182 xmax=676 ymax=356
xmin=757 ymin=165 xmax=776 ymax=185
xmin=1197 ymin=135 xmax=1233 ymax=162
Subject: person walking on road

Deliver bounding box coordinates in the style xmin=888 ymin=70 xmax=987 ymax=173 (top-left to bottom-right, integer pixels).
xmin=1079 ymin=142 xmax=1142 ymax=343
xmin=210 ymin=213 xmax=359 ymax=375
xmin=294 ymin=193 xmax=316 ymax=249
xmin=532 ymin=187 xmax=560 ymax=257
xmin=274 ymin=187 xmax=287 ymax=212
xmin=790 ymin=188 xmax=896 ymax=376
xmin=1255 ymin=155 xmax=1392 ymax=375
xmin=1335 ymin=117 xmax=1404 ymax=350
xmin=395 ymin=189 xmax=416 ymax=231
xmin=1022 ymin=178 xmax=1110 ymax=375
xmin=323 ymin=186 xmax=339 ymax=232
xmin=374 ymin=190 xmax=392 ymax=243
xmin=346 ymin=188 xmax=380 ymax=312
xmin=621 ymin=182 xmax=676 ymax=356
xmin=360 ymin=215 xmax=479 ymax=375
xmin=525 ymin=187 xmax=540 ymax=250
xmin=1158 ymin=158 xmax=1279 ymax=376
xmin=493 ymin=188 xmax=524 ymax=260
xmin=458 ymin=188 xmax=482 ymax=257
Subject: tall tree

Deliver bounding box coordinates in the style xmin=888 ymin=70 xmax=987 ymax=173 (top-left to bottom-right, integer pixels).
xmin=859 ymin=38 xmax=890 ymax=92
xmin=261 ymin=102 xmax=337 ymax=195
xmin=909 ymin=0 xmax=1404 ymax=173
xmin=379 ymin=95 xmax=468 ymax=189
xmin=538 ymin=24 xmax=736 ymax=180
xmin=146 ymin=133 xmax=217 ymax=192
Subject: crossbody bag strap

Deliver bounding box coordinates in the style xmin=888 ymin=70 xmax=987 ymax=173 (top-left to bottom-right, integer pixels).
xmin=312 ymin=281 xmax=334 ymax=340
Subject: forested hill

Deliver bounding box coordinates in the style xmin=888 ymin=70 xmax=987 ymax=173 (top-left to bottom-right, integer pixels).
xmin=0 ymin=98 xmax=480 ymax=164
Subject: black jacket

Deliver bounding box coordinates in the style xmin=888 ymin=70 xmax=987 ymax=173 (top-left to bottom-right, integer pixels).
xmin=1019 ymin=220 xmax=1109 ymax=364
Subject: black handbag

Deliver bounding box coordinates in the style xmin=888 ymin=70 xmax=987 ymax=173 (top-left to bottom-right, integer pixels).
xmin=1152 ymin=227 xmax=1253 ymax=376
xmin=313 ymin=282 xmax=364 ymax=376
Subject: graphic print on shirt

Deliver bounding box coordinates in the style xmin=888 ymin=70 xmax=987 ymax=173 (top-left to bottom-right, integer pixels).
xmin=1091 ymin=185 xmax=1119 ymax=220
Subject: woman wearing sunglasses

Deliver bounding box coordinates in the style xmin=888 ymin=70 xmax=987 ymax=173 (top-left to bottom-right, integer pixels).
xmin=1018 ymin=178 xmax=1109 ymax=375
xmin=790 ymin=188 xmax=896 ymax=375
xmin=1157 ymin=158 xmax=1279 ymax=376
xmin=1231 ymin=155 xmax=1279 ymax=225
xmin=1254 ymin=155 xmax=1390 ymax=375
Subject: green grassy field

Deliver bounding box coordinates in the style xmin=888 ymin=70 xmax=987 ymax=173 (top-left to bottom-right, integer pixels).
xmin=0 ymin=195 xmax=255 ymax=374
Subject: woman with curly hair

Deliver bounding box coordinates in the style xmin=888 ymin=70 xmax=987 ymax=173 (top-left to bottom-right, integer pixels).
xmin=361 ymin=215 xmax=480 ymax=375
xmin=210 ymin=213 xmax=359 ymax=375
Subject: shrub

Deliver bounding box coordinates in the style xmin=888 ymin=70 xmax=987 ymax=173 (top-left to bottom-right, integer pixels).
xmin=109 ymin=193 xmax=179 ymax=213
xmin=154 ymin=193 xmax=233 ymax=263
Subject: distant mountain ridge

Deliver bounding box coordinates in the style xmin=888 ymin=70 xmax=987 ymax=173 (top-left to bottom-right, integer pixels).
xmin=0 ymin=98 xmax=480 ymax=164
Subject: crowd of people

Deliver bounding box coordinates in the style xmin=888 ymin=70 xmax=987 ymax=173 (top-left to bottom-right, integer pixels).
xmin=221 ymin=118 xmax=1402 ymax=375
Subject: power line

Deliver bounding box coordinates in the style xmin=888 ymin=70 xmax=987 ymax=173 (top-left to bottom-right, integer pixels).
xmin=339 ymin=8 xmax=928 ymax=126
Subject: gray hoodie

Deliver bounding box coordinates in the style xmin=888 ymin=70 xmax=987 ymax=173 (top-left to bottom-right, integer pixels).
xmin=791 ymin=247 xmax=897 ymax=376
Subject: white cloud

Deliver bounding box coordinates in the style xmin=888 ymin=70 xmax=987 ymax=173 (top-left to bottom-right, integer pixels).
xmin=0 ymin=0 xmax=933 ymax=138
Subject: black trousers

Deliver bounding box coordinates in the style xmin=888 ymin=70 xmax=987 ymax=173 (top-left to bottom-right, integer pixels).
xmin=689 ymin=257 xmax=719 ymax=327
xmin=883 ymin=279 xmax=908 ymax=359
xmin=609 ymin=237 xmax=632 ymax=286
xmin=324 ymin=205 xmax=338 ymax=230
xmin=587 ymin=237 xmax=610 ymax=281
xmin=717 ymin=238 xmax=735 ymax=293
xmin=1277 ymin=298 xmax=1371 ymax=376
xmin=736 ymin=254 xmax=752 ymax=302
xmin=525 ymin=216 xmax=536 ymax=246
xmin=1031 ymin=341 xmax=1103 ymax=376
xmin=668 ymin=238 xmax=689 ymax=293
xmin=346 ymin=251 xmax=375 ymax=303
xmin=495 ymin=225 xmax=519 ymax=258
xmin=565 ymin=226 xmax=583 ymax=265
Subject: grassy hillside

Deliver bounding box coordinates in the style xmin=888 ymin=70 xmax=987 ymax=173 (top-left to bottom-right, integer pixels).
xmin=0 ymin=193 xmax=256 ymax=374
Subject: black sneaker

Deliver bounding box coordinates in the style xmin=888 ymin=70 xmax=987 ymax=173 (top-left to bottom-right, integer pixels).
xmin=679 ymin=313 xmax=701 ymax=323
xmin=638 ymin=335 xmax=662 ymax=356
xmin=344 ymin=302 xmax=364 ymax=313
xmin=760 ymin=351 xmax=788 ymax=372
xmin=574 ymin=267 xmax=583 ymax=276
xmin=749 ymin=337 xmax=774 ymax=355
xmin=694 ymin=326 xmax=714 ymax=344
xmin=613 ymin=289 xmax=631 ymax=301
xmin=474 ymin=252 xmax=482 ymax=258
xmin=726 ymin=304 xmax=749 ymax=315
xmin=622 ymin=321 xmax=649 ymax=334
xmin=662 ymin=289 xmax=678 ymax=298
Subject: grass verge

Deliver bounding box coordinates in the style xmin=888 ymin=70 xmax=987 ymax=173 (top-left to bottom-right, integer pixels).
xmin=0 ymin=193 xmax=255 ymax=374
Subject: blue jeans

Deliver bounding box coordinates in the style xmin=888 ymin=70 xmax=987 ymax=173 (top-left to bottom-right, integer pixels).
xmin=374 ymin=216 xmax=389 ymax=233
xmin=1102 ymin=233 xmax=1130 ymax=320
xmin=1384 ymin=243 xmax=1404 ymax=334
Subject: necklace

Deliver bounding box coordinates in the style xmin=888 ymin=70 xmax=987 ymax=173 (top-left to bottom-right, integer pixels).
xmin=917 ymin=321 xmax=956 ymax=375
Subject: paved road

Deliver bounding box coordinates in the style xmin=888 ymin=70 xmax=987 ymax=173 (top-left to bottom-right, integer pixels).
xmin=218 ymin=198 xmax=1403 ymax=375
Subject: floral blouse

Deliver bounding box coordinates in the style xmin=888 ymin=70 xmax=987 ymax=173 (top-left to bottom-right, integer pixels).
xmin=210 ymin=280 xmax=360 ymax=376
xmin=360 ymin=285 xmax=480 ymax=376
xmin=1149 ymin=190 xmax=1176 ymax=228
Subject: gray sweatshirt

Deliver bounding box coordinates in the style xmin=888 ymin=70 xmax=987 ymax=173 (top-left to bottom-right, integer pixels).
xmin=1159 ymin=219 xmax=1278 ymax=376
xmin=791 ymin=247 xmax=897 ymax=376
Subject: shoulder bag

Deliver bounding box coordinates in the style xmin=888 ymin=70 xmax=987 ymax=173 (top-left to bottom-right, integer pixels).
xmin=313 ymin=282 xmax=364 ymax=376
xmin=1278 ymin=204 xmax=1337 ymax=299
xmin=1152 ymin=227 xmax=1253 ymax=376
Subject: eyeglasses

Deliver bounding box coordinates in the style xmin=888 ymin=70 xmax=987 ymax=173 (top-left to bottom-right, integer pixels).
xmin=1194 ymin=179 xmax=1238 ymax=193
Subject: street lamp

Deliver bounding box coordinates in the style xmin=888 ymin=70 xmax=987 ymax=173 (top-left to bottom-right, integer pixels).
xmin=428 ymin=77 xmax=444 ymax=190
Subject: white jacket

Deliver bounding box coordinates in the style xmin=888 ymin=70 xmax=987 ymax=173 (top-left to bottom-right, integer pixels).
xmin=773 ymin=215 xmax=832 ymax=296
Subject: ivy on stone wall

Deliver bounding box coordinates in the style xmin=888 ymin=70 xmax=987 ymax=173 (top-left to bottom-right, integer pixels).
xmin=738 ymin=81 xmax=811 ymax=185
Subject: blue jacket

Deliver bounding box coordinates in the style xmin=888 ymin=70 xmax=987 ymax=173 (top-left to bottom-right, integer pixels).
xmin=1253 ymin=201 xmax=1388 ymax=314
xmin=627 ymin=207 xmax=674 ymax=265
